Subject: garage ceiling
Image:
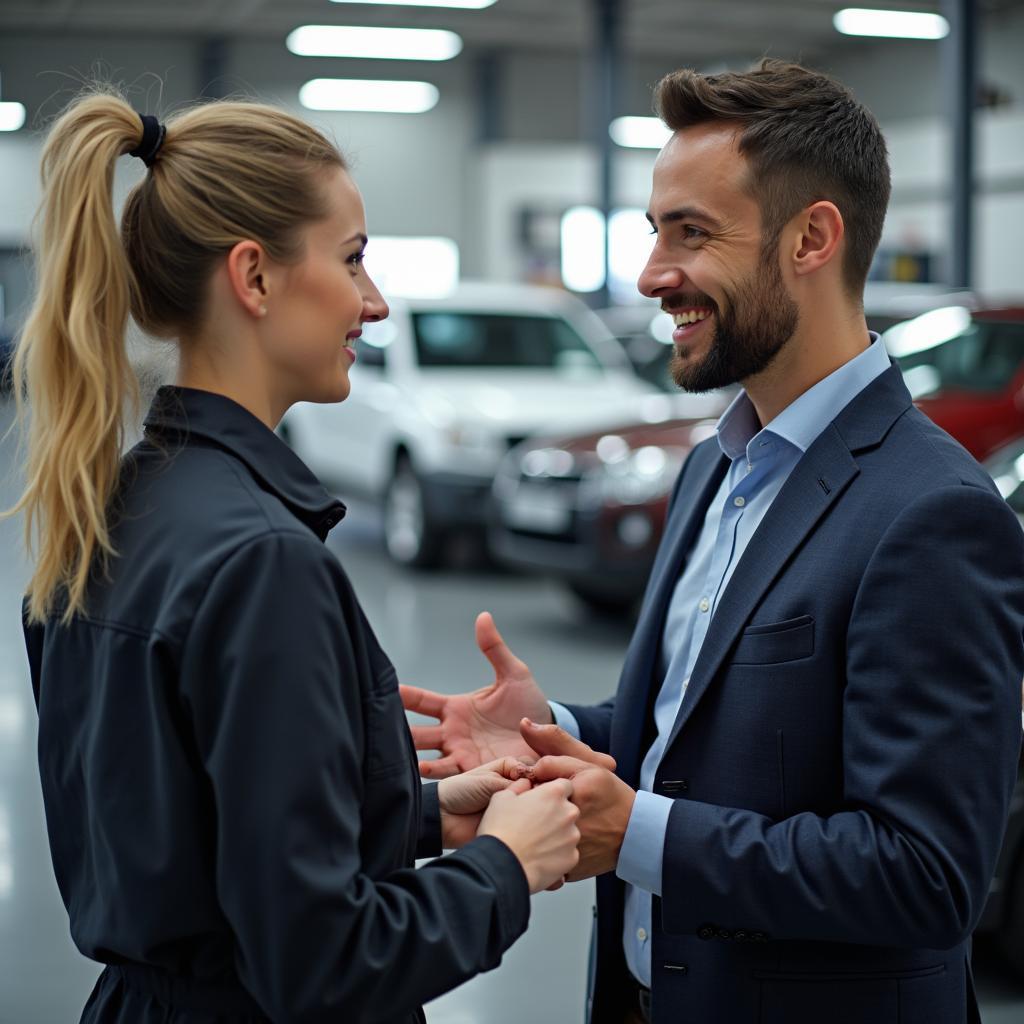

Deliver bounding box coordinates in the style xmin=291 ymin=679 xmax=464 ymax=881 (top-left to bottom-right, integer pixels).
xmin=1 ymin=0 xmax=1022 ymax=62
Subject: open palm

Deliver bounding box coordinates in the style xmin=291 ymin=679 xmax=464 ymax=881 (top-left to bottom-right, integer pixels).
xmin=400 ymin=612 xmax=552 ymax=778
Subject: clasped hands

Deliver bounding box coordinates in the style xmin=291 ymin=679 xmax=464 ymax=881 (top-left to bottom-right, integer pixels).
xmin=410 ymin=612 xmax=636 ymax=884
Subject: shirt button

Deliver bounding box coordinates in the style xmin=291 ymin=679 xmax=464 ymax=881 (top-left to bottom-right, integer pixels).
xmin=733 ymin=496 xmax=745 ymax=507
xmin=699 ymin=597 xmax=710 ymax=613
xmin=637 ymin=927 xmax=648 ymax=942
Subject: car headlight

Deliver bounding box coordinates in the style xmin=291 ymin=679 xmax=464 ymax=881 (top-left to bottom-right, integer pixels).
xmin=597 ymin=445 xmax=682 ymax=505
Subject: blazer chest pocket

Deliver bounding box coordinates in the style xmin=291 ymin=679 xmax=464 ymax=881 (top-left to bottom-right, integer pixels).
xmin=732 ymin=615 xmax=814 ymax=666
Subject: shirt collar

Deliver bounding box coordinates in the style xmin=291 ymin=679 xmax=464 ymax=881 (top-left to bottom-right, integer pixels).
xmin=143 ymin=386 xmax=346 ymax=540
xmin=716 ymin=332 xmax=889 ymax=461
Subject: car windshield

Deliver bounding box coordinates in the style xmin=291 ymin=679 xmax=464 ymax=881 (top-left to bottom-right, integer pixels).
xmin=411 ymin=312 xmax=603 ymax=371
xmin=887 ymin=314 xmax=1024 ymax=397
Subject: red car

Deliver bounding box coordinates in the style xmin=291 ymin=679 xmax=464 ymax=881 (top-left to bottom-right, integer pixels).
xmin=888 ymin=305 xmax=1024 ymax=461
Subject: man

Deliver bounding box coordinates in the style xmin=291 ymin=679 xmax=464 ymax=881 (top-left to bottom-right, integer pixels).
xmin=402 ymin=60 xmax=1024 ymax=1024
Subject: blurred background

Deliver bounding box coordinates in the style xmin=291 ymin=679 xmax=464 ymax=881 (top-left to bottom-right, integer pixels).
xmin=1 ymin=1 xmax=1024 ymax=1021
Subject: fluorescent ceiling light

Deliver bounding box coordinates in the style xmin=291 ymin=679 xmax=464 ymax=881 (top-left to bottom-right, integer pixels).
xmin=330 ymin=0 xmax=496 ymax=7
xmin=609 ymin=116 xmax=672 ymax=150
xmin=300 ymin=78 xmax=439 ymax=113
xmin=287 ymin=25 xmax=462 ymax=61
xmin=0 ymin=101 xmax=26 ymax=132
xmin=833 ymin=8 xmax=949 ymax=39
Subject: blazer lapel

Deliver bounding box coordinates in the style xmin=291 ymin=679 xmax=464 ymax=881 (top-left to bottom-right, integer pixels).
xmin=611 ymin=440 xmax=728 ymax=784
xmin=664 ymin=422 xmax=859 ymax=751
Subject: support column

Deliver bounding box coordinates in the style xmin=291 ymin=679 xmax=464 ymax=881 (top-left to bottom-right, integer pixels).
xmin=591 ymin=0 xmax=623 ymax=307
xmin=942 ymin=0 xmax=977 ymax=289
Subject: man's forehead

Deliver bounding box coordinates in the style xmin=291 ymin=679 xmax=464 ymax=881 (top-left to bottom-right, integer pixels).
xmin=649 ymin=123 xmax=749 ymax=218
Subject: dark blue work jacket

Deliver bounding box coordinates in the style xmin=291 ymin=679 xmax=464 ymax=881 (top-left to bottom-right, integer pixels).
xmin=24 ymin=386 xmax=529 ymax=1024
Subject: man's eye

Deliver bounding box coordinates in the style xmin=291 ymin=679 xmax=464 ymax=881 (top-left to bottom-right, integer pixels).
xmin=682 ymin=225 xmax=705 ymax=240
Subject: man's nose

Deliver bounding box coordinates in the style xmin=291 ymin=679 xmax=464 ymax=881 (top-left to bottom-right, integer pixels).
xmin=638 ymin=252 xmax=685 ymax=299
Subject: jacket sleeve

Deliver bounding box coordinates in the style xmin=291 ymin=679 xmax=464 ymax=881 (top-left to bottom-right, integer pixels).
xmin=178 ymin=530 xmax=530 ymax=1024
xmin=417 ymin=783 xmax=442 ymax=859
xmin=659 ymin=483 xmax=1024 ymax=948
xmin=558 ymin=697 xmax=616 ymax=753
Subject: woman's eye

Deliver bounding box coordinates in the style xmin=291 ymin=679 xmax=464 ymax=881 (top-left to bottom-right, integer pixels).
xmin=347 ymin=250 xmax=366 ymax=268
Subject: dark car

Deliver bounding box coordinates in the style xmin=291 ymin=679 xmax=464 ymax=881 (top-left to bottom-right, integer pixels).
xmin=886 ymin=305 xmax=1024 ymax=461
xmin=491 ymin=414 xmax=721 ymax=613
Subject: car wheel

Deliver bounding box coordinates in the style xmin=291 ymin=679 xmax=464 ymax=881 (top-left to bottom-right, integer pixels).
xmin=384 ymin=458 xmax=442 ymax=568
xmin=567 ymin=581 xmax=638 ymax=618
xmin=997 ymin=849 xmax=1024 ymax=979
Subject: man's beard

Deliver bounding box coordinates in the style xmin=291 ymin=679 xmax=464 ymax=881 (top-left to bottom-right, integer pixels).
xmin=669 ymin=249 xmax=799 ymax=393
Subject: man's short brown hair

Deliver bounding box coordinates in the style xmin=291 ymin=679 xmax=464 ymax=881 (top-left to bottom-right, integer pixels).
xmin=655 ymin=59 xmax=891 ymax=295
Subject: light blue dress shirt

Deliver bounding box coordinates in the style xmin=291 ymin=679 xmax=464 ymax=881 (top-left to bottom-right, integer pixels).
xmin=550 ymin=334 xmax=891 ymax=987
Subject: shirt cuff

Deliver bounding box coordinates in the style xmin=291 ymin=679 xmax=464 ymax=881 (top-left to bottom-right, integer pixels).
xmin=548 ymin=701 xmax=581 ymax=740
xmin=615 ymin=790 xmax=673 ymax=896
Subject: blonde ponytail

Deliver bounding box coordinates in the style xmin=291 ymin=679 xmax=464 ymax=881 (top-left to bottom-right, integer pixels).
xmin=12 ymin=95 xmax=143 ymax=624
xmin=10 ymin=89 xmax=346 ymax=624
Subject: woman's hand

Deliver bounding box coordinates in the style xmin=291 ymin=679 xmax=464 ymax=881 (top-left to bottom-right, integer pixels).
xmin=437 ymin=757 xmax=533 ymax=849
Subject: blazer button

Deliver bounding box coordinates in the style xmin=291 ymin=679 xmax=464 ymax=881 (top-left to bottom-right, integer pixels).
xmin=697 ymin=925 xmax=715 ymax=941
xmin=733 ymin=930 xmax=748 ymax=943
xmin=751 ymin=931 xmax=768 ymax=943
xmin=717 ymin=928 xmax=732 ymax=941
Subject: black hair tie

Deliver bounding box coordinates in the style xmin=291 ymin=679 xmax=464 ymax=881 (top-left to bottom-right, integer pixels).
xmin=129 ymin=113 xmax=166 ymax=168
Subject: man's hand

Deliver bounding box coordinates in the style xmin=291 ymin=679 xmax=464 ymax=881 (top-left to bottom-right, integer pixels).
xmin=519 ymin=718 xmax=617 ymax=772
xmin=529 ymin=756 xmax=636 ymax=882
xmin=437 ymin=757 xmax=532 ymax=849
xmin=400 ymin=612 xmax=553 ymax=778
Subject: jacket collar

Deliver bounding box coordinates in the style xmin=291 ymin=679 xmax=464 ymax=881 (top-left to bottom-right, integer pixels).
xmin=143 ymin=386 xmax=346 ymax=540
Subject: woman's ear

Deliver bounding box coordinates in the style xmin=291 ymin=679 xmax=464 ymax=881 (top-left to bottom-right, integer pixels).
xmin=224 ymin=240 xmax=269 ymax=319
xmin=790 ymin=201 xmax=845 ymax=280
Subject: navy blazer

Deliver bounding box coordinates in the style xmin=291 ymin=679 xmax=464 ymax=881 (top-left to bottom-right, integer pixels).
xmin=564 ymin=364 xmax=1024 ymax=1024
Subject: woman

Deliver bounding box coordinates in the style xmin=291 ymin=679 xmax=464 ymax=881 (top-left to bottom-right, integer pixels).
xmin=11 ymin=92 xmax=580 ymax=1023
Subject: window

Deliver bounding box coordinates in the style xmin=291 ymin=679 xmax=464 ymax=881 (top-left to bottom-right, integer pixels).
xmin=412 ymin=313 xmax=603 ymax=371
xmin=894 ymin=320 xmax=1024 ymax=396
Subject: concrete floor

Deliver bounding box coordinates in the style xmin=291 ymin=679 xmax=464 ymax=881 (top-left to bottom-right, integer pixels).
xmin=1 ymin=394 xmax=1023 ymax=1023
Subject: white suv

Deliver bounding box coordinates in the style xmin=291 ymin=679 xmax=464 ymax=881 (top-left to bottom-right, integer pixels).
xmin=280 ymin=281 xmax=662 ymax=566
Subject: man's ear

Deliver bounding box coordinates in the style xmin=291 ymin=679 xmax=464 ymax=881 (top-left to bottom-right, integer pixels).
xmin=789 ymin=201 xmax=845 ymax=280
xmin=224 ymin=240 xmax=269 ymax=319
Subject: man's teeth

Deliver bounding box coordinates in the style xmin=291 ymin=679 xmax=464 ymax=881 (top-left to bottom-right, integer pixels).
xmin=671 ymin=310 xmax=711 ymax=326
